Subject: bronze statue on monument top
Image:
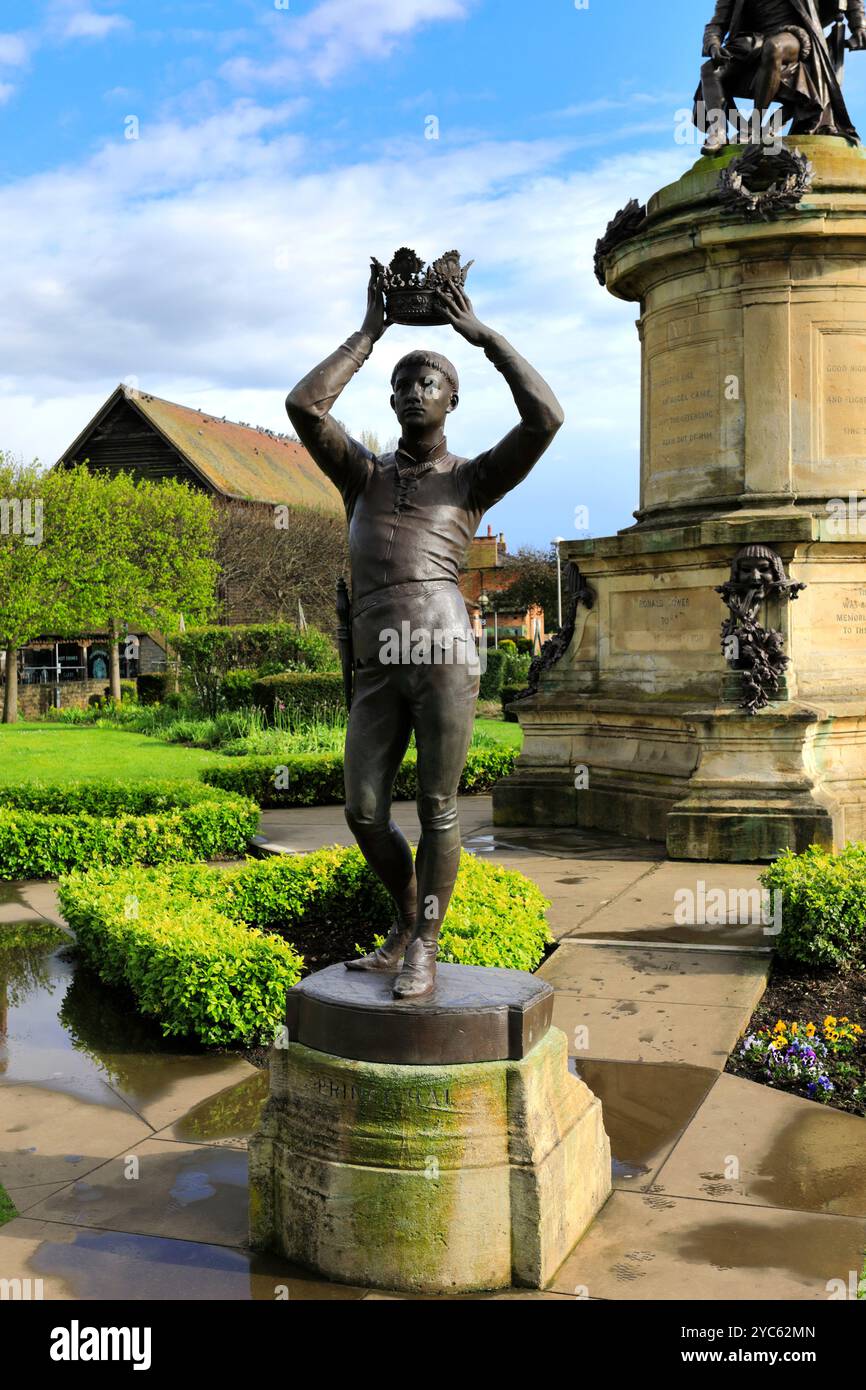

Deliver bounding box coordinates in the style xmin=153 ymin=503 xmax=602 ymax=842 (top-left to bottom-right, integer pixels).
xmin=695 ymin=0 xmax=866 ymax=154
xmin=286 ymin=254 xmax=563 ymax=1001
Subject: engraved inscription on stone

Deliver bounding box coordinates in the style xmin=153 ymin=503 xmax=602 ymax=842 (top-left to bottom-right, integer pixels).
xmin=808 ymin=585 xmax=866 ymax=651
xmin=610 ymin=588 xmax=721 ymax=655
xmin=649 ymin=343 xmax=721 ymax=473
xmin=313 ymin=1076 xmax=454 ymax=1108
xmin=822 ymin=333 xmax=866 ymax=459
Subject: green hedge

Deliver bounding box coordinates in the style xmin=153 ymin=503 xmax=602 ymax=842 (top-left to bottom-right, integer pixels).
xmin=0 ymin=781 xmax=259 ymax=879
xmin=58 ymin=848 xmax=551 ymax=1044
xmin=221 ymin=670 xmax=256 ymax=710
xmin=201 ymin=745 xmax=518 ymax=808
xmin=252 ymin=672 xmax=345 ymax=722
xmin=478 ymin=648 xmax=507 ymax=700
xmin=761 ymin=843 xmax=866 ymax=970
xmin=173 ymin=622 xmax=339 ymax=715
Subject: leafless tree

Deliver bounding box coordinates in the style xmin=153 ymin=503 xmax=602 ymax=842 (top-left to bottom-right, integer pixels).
xmin=214 ymin=500 xmax=349 ymax=636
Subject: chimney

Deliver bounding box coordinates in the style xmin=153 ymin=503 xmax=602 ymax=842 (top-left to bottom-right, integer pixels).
xmin=486 ymin=524 xmax=493 ymax=537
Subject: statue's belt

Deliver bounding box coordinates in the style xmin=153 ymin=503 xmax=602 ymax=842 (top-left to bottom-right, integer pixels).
xmin=351 ymin=579 xmax=460 ymax=620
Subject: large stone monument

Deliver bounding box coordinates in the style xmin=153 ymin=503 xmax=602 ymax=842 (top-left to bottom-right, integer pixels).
xmin=249 ymin=253 xmax=611 ymax=1292
xmin=495 ymin=14 xmax=866 ymax=861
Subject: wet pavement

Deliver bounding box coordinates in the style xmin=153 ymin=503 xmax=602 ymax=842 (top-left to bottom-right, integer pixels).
xmin=1 ymin=800 xmax=865 ymax=1300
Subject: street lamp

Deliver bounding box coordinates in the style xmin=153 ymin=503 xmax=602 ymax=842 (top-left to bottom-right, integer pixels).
xmin=552 ymin=537 xmax=565 ymax=629
xmin=477 ymin=590 xmax=489 ymax=641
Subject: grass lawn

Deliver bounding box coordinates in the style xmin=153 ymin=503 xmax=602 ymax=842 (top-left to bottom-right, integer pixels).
xmin=475 ymin=718 xmax=523 ymax=749
xmin=0 ymin=723 xmax=229 ymax=785
xmin=0 ymin=717 xmax=520 ymax=786
xmin=0 ymin=1182 xmax=16 ymax=1227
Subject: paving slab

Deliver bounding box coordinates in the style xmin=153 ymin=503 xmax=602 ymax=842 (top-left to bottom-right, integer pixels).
xmin=112 ymin=1057 xmax=260 ymax=1133
xmin=0 ymin=1085 xmax=153 ymax=1188
xmin=24 ymin=1138 xmax=250 ymax=1248
xmin=157 ymin=1069 xmax=269 ymax=1148
xmin=470 ymin=856 xmax=661 ymax=940
xmin=656 ymin=1072 xmax=866 ymax=1218
xmin=18 ymin=881 xmax=66 ymax=927
xmin=541 ymin=941 xmax=768 ymax=1010
xmin=573 ymin=1060 xmax=718 ymax=1188
xmin=0 ymin=1218 xmax=368 ymax=1301
xmin=565 ymin=861 xmax=771 ymax=947
xmin=551 ymin=1190 xmax=866 ymax=1301
xmin=552 ymin=992 xmax=753 ymax=1069
xmin=0 ymin=937 xmax=259 ymax=1128
xmin=4 ymin=1181 xmax=74 ymax=1214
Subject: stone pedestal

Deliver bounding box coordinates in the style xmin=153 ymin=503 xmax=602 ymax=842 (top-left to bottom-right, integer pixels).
xmin=494 ymin=139 xmax=866 ymax=861
xmin=248 ymin=964 xmax=611 ymax=1293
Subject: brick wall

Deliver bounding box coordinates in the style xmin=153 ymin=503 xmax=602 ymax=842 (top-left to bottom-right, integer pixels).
xmin=11 ymin=679 xmax=110 ymax=720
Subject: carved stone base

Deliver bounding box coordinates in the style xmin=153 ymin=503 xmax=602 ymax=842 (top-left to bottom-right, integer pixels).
xmin=494 ymin=518 xmax=866 ymax=862
xmin=249 ymin=1024 xmax=611 ymax=1294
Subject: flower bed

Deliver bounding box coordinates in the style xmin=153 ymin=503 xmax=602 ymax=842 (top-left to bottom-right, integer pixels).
xmin=200 ymin=745 xmax=518 ymax=808
xmin=0 ymin=781 xmax=259 ymax=879
xmin=58 ymin=848 xmax=551 ymax=1045
xmin=732 ymin=1014 xmax=865 ymax=1107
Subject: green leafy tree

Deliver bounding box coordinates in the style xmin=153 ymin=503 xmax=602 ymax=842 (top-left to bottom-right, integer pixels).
xmin=0 ymin=460 xmax=104 ymax=723
xmin=492 ymin=545 xmax=558 ymax=628
xmin=84 ymin=473 xmax=219 ymax=700
xmin=0 ymin=464 xmax=219 ymax=719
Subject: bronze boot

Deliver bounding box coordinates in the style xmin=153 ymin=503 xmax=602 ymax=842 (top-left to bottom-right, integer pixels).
xmin=345 ymin=919 xmax=413 ymax=973
xmin=392 ymin=937 xmax=438 ymax=1000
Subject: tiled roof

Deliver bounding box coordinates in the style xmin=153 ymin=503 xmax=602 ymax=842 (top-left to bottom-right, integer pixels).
xmin=130 ymin=389 xmax=342 ymax=510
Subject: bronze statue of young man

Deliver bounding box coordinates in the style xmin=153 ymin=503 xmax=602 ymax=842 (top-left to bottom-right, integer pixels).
xmin=286 ymin=268 xmax=563 ymax=1000
xmin=696 ymin=0 xmax=866 ymax=154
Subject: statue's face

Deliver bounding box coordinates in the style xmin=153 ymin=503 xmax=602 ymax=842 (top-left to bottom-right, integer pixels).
xmin=390 ymin=365 xmax=457 ymax=433
xmin=734 ymin=555 xmax=775 ymax=589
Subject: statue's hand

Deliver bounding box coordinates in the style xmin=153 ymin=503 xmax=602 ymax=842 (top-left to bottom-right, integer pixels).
xmin=435 ymin=281 xmax=490 ymax=347
xmin=849 ymin=26 xmax=866 ymax=49
xmin=361 ymin=261 xmax=389 ymax=343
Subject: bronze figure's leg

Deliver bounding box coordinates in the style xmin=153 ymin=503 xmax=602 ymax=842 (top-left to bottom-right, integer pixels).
xmin=393 ymin=655 xmax=479 ymax=1001
xmin=344 ymin=663 xmax=417 ymax=972
xmin=753 ymin=32 xmax=801 ymax=114
xmin=700 ymin=58 xmax=733 ymax=154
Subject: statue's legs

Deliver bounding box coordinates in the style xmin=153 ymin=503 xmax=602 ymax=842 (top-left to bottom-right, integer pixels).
xmin=753 ymin=32 xmax=801 ymax=115
xmin=699 ymin=59 xmax=739 ymax=153
xmin=344 ymin=664 xmax=417 ymax=972
xmin=393 ymin=655 xmax=479 ymax=1000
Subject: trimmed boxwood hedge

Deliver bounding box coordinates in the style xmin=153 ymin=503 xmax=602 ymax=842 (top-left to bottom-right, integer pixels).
xmin=200 ymin=744 xmax=518 ymax=808
xmin=761 ymin=843 xmax=866 ymax=970
xmin=58 ymin=847 xmax=551 ymax=1044
xmin=252 ymin=671 xmax=345 ymax=721
xmin=0 ymin=781 xmax=259 ymax=879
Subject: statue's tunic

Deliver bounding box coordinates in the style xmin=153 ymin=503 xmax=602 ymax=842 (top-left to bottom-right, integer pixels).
xmin=289 ymin=330 xmax=562 ymax=664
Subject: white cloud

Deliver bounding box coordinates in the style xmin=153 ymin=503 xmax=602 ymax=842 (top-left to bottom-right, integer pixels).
xmin=224 ymin=0 xmax=473 ymax=87
xmin=61 ymin=11 xmax=130 ymax=40
xmin=0 ymin=33 xmax=29 ymax=67
xmin=0 ymin=96 xmax=691 ymax=542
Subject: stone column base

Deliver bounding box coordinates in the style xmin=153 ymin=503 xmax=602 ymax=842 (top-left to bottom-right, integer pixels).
xmin=249 ymin=1027 xmax=611 ymax=1294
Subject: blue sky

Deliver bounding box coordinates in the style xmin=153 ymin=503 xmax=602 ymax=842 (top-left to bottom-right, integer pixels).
xmin=2 ymin=1 xmax=865 ymax=545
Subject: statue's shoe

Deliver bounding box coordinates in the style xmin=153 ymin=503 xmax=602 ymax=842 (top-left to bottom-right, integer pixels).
xmin=392 ymin=939 xmax=438 ymax=1000
xmin=701 ymin=135 xmax=728 ymax=156
xmin=345 ymin=921 xmax=413 ymax=973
